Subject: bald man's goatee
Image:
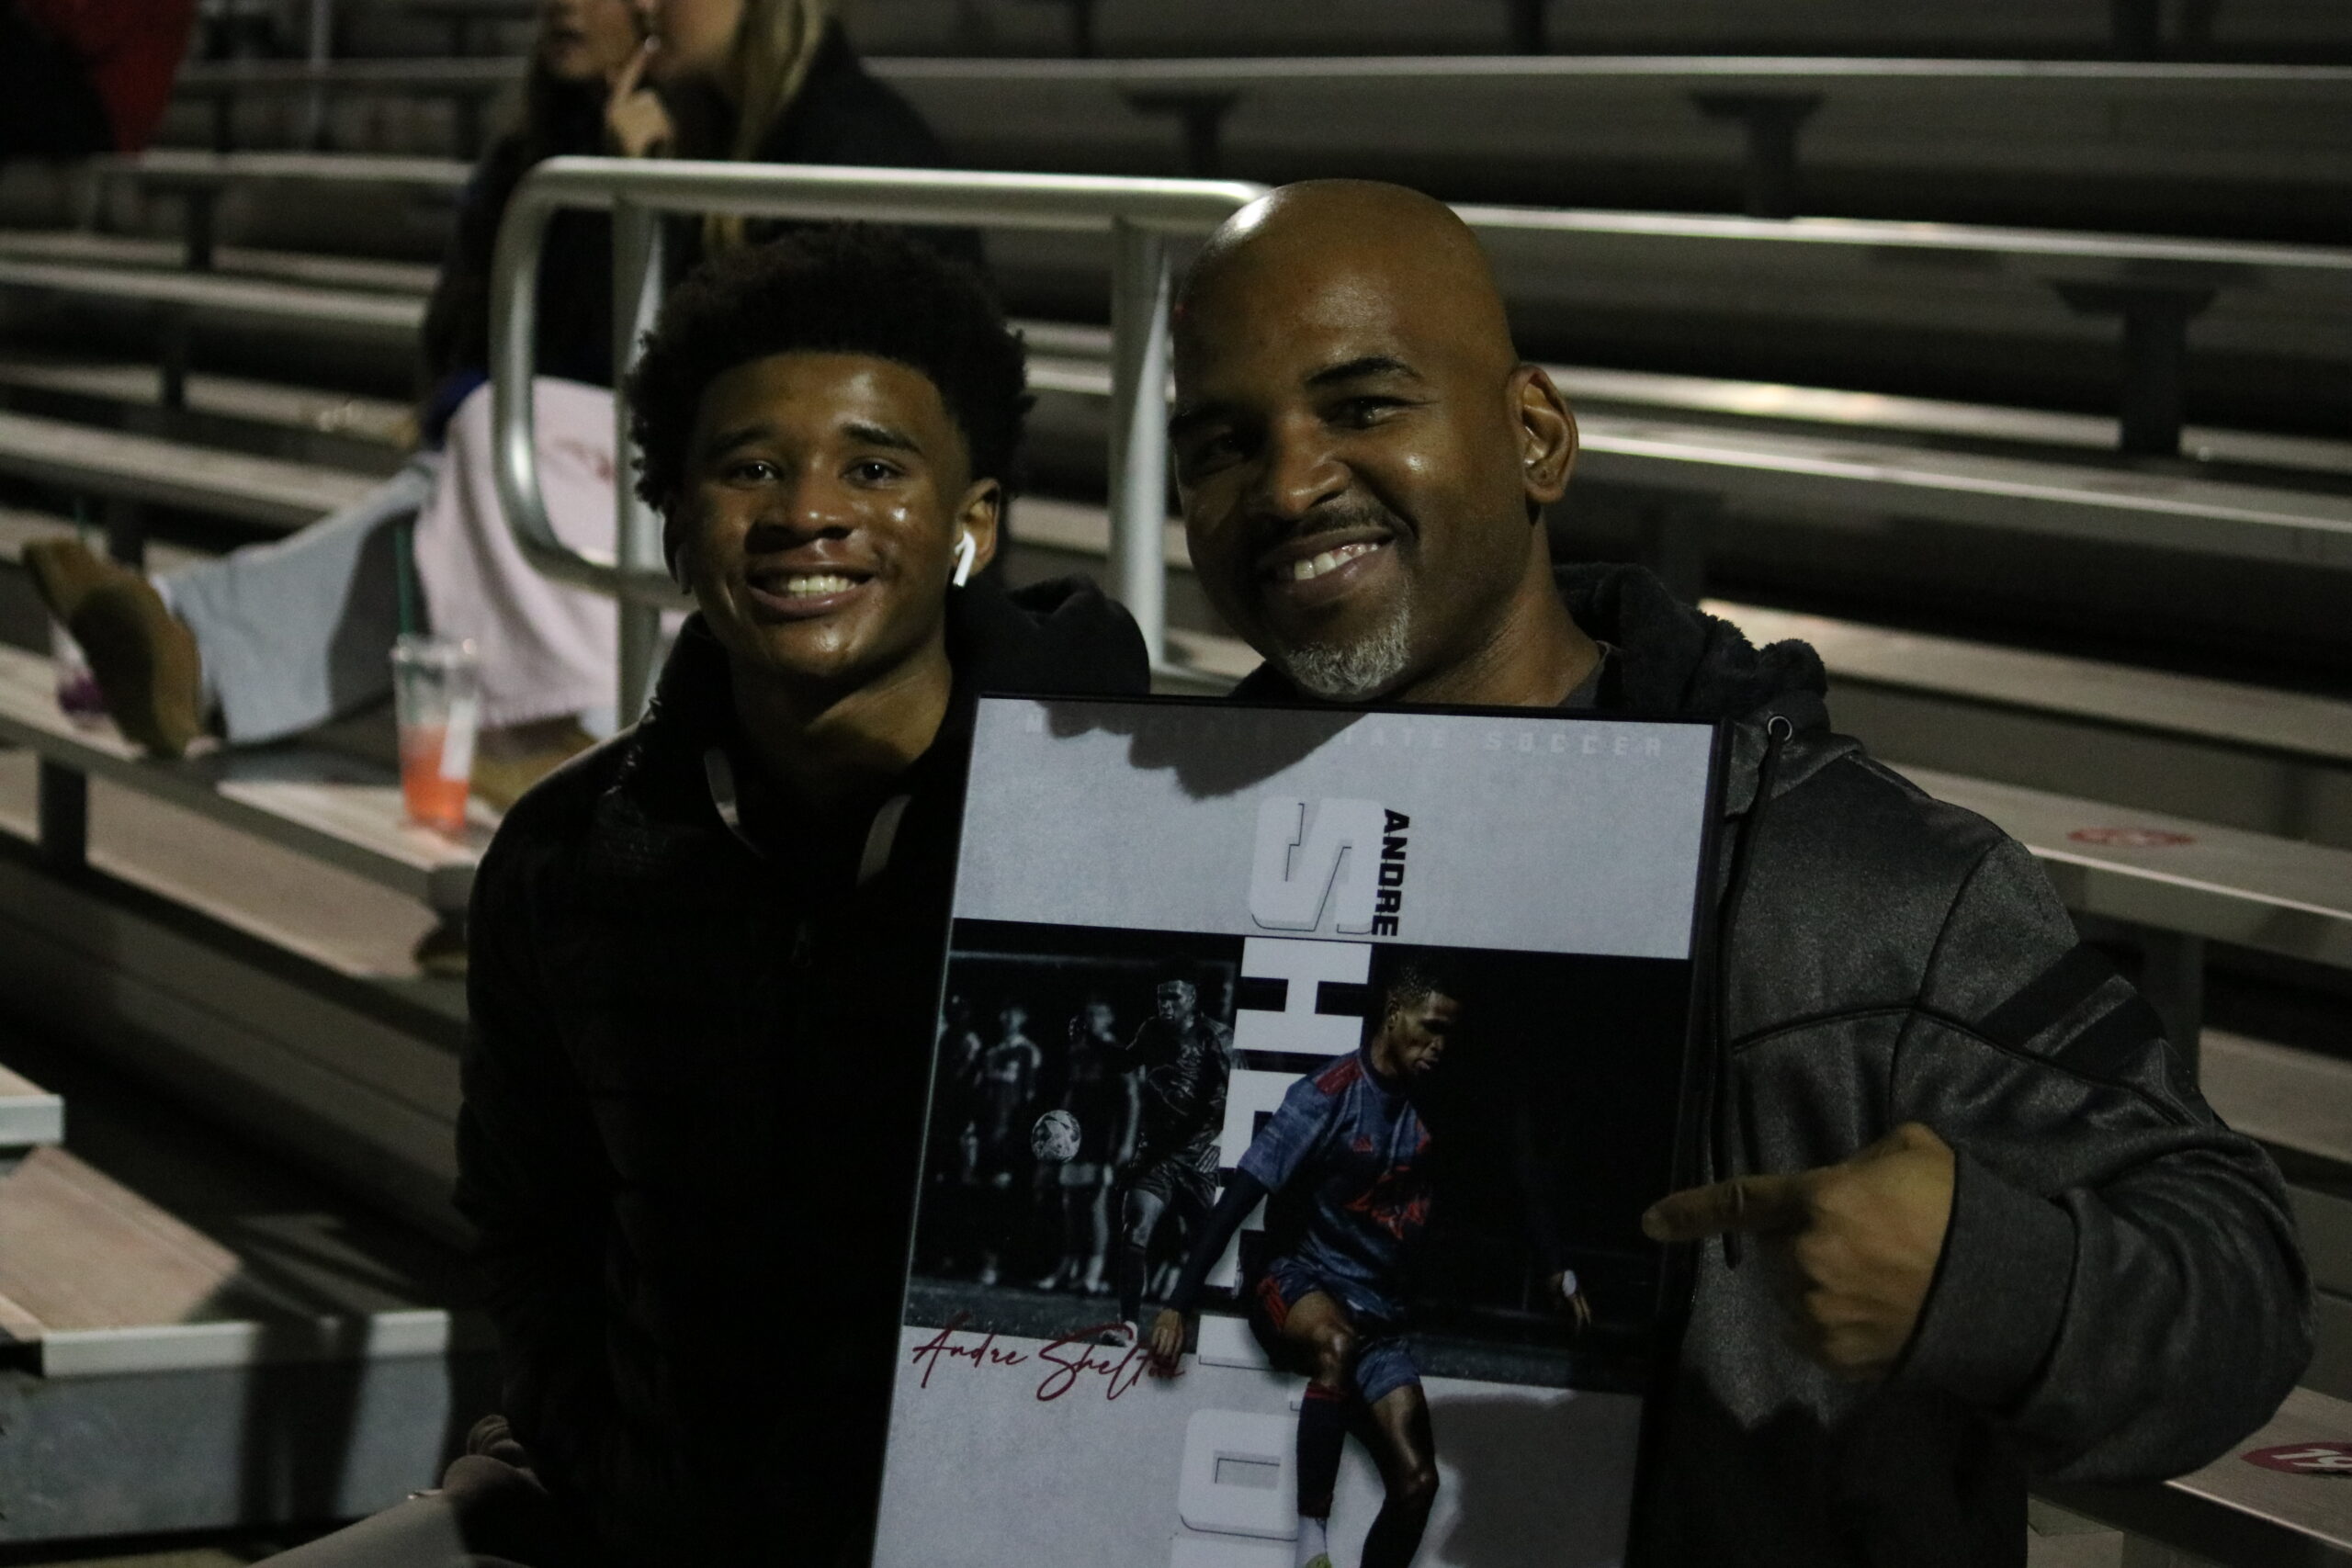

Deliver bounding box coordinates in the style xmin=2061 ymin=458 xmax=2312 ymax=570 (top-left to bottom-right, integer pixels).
xmin=1273 ymin=604 xmax=1413 ymax=702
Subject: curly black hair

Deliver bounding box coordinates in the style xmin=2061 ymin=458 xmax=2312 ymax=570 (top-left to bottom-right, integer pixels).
xmin=1373 ymin=946 xmax=1468 ymax=1019
xmin=624 ymin=224 xmax=1030 ymax=510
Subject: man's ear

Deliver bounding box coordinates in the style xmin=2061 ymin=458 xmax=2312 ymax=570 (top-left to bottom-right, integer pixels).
xmin=954 ymin=478 xmax=1004 ymax=580
xmin=1511 ymin=364 xmax=1578 ymax=509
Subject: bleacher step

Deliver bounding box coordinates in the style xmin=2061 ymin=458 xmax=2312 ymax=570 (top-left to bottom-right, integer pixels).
xmin=0 ymin=255 xmax=422 ymax=337
xmin=0 ymin=1062 xmax=62 ymax=1156
xmin=0 ymin=749 xmax=447 ymax=978
xmin=2045 ymin=1387 xmax=2352 ymax=1566
xmin=0 ymin=409 xmax=379 ymax=532
xmin=0 ymin=1143 xmax=480 ymax=1377
xmin=0 ymin=230 xmax=440 ymax=296
xmin=2203 ymin=1032 xmax=2352 ymax=1173
xmin=1900 ymin=765 xmax=2352 ymax=971
xmin=0 ymin=1020 xmax=487 ymax=1542
xmin=0 ymin=353 xmax=413 ymax=449
xmin=1010 ymin=495 xmax=2352 ymax=781
xmin=0 ymin=505 xmax=209 ymax=576
xmin=1724 ymin=601 xmax=2352 ymax=768
xmin=0 ymin=645 xmax=489 ymax=916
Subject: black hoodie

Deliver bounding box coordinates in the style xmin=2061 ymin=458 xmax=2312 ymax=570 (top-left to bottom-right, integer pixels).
xmin=1241 ymin=562 xmax=2312 ymax=1568
xmin=454 ymin=575 xmax=1148 ymax=1568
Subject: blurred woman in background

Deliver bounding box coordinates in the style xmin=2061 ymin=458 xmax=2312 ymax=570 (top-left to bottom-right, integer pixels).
xmin=24 ymin=0 xmax=650 ymax=778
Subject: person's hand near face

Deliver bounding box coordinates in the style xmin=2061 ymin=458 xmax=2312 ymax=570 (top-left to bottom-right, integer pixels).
xmin=602 ymin=0 xmax=745 ymax=156
xmin=604 ymin=37 xmax=672 ymax=157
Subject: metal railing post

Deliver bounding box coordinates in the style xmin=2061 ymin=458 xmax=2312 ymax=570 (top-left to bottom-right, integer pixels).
xmin=611 ymin=199 xmax=667 ymax=723
xmin=1108 ymin=219 xmax=1172 ymax=669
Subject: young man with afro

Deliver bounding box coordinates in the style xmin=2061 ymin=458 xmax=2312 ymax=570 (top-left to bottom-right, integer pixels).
xmin=265 ymin=225 xmax=1148 ymax=1567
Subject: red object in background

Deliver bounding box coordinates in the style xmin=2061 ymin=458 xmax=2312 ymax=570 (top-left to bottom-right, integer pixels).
xmin=399 ymin=723 xmax=474 ymax=835
xmin=16 ymin=0 xmax=198 ymax=151
xmin=2068 ymin=826 xmax=2198 ymax=849
xmin=2243 ymin=1441 xmax=2352 ymax=1475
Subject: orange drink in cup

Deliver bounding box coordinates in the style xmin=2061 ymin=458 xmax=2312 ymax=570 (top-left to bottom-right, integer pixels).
xmin=390 ymin=635 xmax=480 ymax=834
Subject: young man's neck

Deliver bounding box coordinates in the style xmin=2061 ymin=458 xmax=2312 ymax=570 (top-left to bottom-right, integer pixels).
xmin=1391 ymin=532 xmax=1597 ymax=710
xmin=728 ymin=638 xmax=955 ymax=816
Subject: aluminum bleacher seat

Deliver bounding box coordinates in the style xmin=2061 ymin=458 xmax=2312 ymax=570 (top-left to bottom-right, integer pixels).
xmin=0 ymin=1061 xmax=63 ymax=1163
xmin=862 ymin=54 xmax=2352 ymax=236
xmin=0 ymin=1022 xmax=489 ymax=1546
xmin=845 ymin=0 xmax=2352 ymax=63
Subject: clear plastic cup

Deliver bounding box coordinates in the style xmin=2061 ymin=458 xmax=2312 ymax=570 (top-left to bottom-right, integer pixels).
xmin=391 ymin=634 xmax=480 ymax=834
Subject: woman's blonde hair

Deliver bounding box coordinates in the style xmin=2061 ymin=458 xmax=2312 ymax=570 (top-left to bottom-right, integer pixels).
xmin=705 ymin=0 xmax=838 ymax=252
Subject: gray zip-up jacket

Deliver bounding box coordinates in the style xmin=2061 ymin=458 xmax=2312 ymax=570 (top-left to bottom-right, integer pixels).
xmin=1240 ymin=562 xmax=2313 ymax=1567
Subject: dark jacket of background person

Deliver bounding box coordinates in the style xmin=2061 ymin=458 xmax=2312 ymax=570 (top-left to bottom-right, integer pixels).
xmin=454 ymin=574 xmax=1148 ymax=1568
xmin=420 ymin=74 xmax=616 ymax=439
xmin=1235 ymin=559 xmax=2312 ymax=1568
xmin=1 ymin=0 xmax=194 ymax=157
xmin=663 ymin=20 xmax=974 ymax=270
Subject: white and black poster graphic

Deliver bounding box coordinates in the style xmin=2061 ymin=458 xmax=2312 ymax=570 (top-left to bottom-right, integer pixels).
xmin=876 ymin=698 xmax=1723 ymax=1568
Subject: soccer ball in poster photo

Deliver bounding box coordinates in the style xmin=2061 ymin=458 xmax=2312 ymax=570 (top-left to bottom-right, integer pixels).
xmin=876 ymin=696 xmax=1726 ymax=1568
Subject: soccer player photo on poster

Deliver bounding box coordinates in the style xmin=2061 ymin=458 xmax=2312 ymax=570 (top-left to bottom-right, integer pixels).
xmin=875 ymin=696 xmax=1726 ymax=1568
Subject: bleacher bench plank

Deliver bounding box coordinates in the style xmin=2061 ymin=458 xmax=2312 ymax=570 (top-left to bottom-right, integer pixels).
xmin=0 ymin=355 xmax=413 ymax=448
xmin=1902 ymin=764 xmax=2352 ymax=969
xmin=96 ymin=150 xmax=472 ymax=194
xmin=0 ymin=645 xmax=486 ymax=913
xmin=0 ymin=1064 xmax=62 ymax=1153
xmin=2202 ymin=1031 xmax=2352 ymax=1170
xmin=1571 ymin=412 xmax=2352 ymax=570
xmin=2046 ymin=1387 xmax=2352 ymax=1565
xmin=7 ymin=219 xmax=2348 ymax=566
xmin=1008 ymin=495 xmax=2352 ymax=773
xmin=0 ymin=257 xmax=423 ymax=337
xmin=0 ymin=230 xmax=442 ymax=296
xmin=173 ymin=58 xmax=521 ymax=96
xmin=1719 ymin=602 xmax=2352 ymax=767
xmin=0 ymin=410 xmax=378 ymax=531
xmin=0 ymin=1132 xmax=482 ymax=1375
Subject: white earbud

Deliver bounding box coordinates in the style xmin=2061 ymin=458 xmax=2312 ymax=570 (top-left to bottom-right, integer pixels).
xmin=951 ymin=530 xmax=978 ymax=587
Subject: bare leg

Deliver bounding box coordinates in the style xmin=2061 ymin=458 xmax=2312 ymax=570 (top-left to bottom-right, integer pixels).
xmin=1357 ymin=1383 xmax=1439 ymax=1568
xmin=1116 ymin=1186 xmax=1168 ymax=1323
xmin=1268 ymin=1291 xmax=1358 ymax=1566
xmin=1080 ymin=1175 xmax=1112 ymax=1291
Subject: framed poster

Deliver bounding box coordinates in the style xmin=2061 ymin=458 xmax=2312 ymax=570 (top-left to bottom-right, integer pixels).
xmin=875 ymin=696 xmax=1725 ymax=1568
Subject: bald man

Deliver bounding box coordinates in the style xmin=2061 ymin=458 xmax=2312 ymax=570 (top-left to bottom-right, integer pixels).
xmin=1165 ymin=181 xmax=2312 ymax=1568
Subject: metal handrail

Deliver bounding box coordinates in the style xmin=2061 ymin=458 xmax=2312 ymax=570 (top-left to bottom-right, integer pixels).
xmin=490 ymin=155 xmax=1264 ymax=717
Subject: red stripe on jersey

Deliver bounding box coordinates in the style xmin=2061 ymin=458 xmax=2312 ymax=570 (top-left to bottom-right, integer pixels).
xmin=1256 ymin=1271 xmax=1291 ymax=1332
xmin=1313 ymin=1055 xmax=1364 ymax=1095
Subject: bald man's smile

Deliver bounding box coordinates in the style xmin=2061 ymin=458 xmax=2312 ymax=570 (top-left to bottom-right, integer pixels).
xmin=1253 ymin=516 xmax=1399 ymax=610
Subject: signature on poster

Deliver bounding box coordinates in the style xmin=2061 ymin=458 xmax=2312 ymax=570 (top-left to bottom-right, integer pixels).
xmin=910 ymin=1313 xmax=1165 ymax=1403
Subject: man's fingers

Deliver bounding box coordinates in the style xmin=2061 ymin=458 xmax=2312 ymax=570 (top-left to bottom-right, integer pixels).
xmin=1641 ymin=1172 xmax=1810 ymax=1242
